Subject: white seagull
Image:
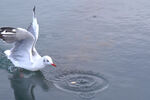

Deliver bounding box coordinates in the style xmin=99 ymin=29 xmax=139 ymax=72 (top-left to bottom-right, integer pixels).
xmin=0 ymin=6 xmax=56 ymax=71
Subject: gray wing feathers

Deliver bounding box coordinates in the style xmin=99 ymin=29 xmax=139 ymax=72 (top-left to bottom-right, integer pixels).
xmin=10 ymin=28 xmax=34 ymax=60
xmin=0 ymin=28 xmax=35 ymax=66
xmin=1 ymin=34 xmax=16 ymax=43
xmin=27 ymin=6 xmax=39 ymax=56
xmin=10 ymin=38 xmax=33 ymax=62
xmin=27 ymin=6 xmax=39 ymax=40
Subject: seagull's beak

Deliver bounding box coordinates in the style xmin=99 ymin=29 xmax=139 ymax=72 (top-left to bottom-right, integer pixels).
xmin=51 ymin=63 xmax=56 ymax=67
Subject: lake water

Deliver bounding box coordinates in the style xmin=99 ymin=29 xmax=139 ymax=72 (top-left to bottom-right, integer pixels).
xmin=0 ymin=0 xmax=150 ymax=100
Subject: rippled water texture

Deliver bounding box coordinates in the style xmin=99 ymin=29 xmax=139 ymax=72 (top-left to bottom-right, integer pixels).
xmin=43 ymin=70 xmax=108 ymax=99
xmin=0 ymin=0 xmax=150 ymax=100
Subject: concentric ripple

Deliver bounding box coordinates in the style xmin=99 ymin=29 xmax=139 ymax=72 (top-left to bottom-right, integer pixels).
xmin=51 ymin=70 xmax=109 ymax=98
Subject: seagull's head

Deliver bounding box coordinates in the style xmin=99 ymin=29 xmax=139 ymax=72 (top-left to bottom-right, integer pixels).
xmin=43 ymin=56 xmax=56 ymax=67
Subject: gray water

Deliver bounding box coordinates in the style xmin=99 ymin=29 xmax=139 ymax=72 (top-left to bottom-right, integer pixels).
xmin=0 ymin=0 xmax=150 ymax=100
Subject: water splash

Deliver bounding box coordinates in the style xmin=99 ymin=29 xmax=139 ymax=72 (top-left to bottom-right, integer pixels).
xmin=42 ymin=69 xmax=109 ymax=99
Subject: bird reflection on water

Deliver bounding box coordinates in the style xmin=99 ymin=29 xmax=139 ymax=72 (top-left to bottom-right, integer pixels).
xmin=9 ymin=70 xmax=50 ymax=100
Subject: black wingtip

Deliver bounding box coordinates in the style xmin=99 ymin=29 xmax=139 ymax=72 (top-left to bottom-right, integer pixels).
xmin=33 ymin=6 xmax=36 ymax=13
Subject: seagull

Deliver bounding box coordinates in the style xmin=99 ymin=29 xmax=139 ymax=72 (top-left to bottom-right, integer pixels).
xmin=0 ymin=6 xmax=56 ymax=71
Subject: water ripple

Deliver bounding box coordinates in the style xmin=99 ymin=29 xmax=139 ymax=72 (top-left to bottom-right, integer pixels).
xmin=45 ymin=70 xmax=109 ymax=99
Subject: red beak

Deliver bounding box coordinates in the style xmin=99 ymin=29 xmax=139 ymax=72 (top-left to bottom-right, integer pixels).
xmin=51 ymin=63 xmax=56 ymax=67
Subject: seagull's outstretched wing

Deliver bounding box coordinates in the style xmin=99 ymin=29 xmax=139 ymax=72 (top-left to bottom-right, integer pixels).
xmin=27 ymin=6 xmax=39 ymax=40
xmin=0 ymin=27 xmax=35 ymax=68
xmin=27 ymin=6 xmax=39 ymax=56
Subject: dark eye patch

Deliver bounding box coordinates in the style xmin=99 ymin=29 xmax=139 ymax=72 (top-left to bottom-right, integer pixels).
xmin=43 ymin=59 xmax=49 ymax=62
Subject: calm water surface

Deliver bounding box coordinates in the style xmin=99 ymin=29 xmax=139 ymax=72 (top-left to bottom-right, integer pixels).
xmin=0 ymin=0 xmax=150 ymax=100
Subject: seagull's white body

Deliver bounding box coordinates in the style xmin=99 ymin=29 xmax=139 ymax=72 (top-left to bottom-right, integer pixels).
xmin=0 ymin=7 xmax=56 ymax=71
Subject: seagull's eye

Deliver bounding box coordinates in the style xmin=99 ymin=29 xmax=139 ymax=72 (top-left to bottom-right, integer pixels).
xmin=46 ymin=60 xmax=49 ymax=62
